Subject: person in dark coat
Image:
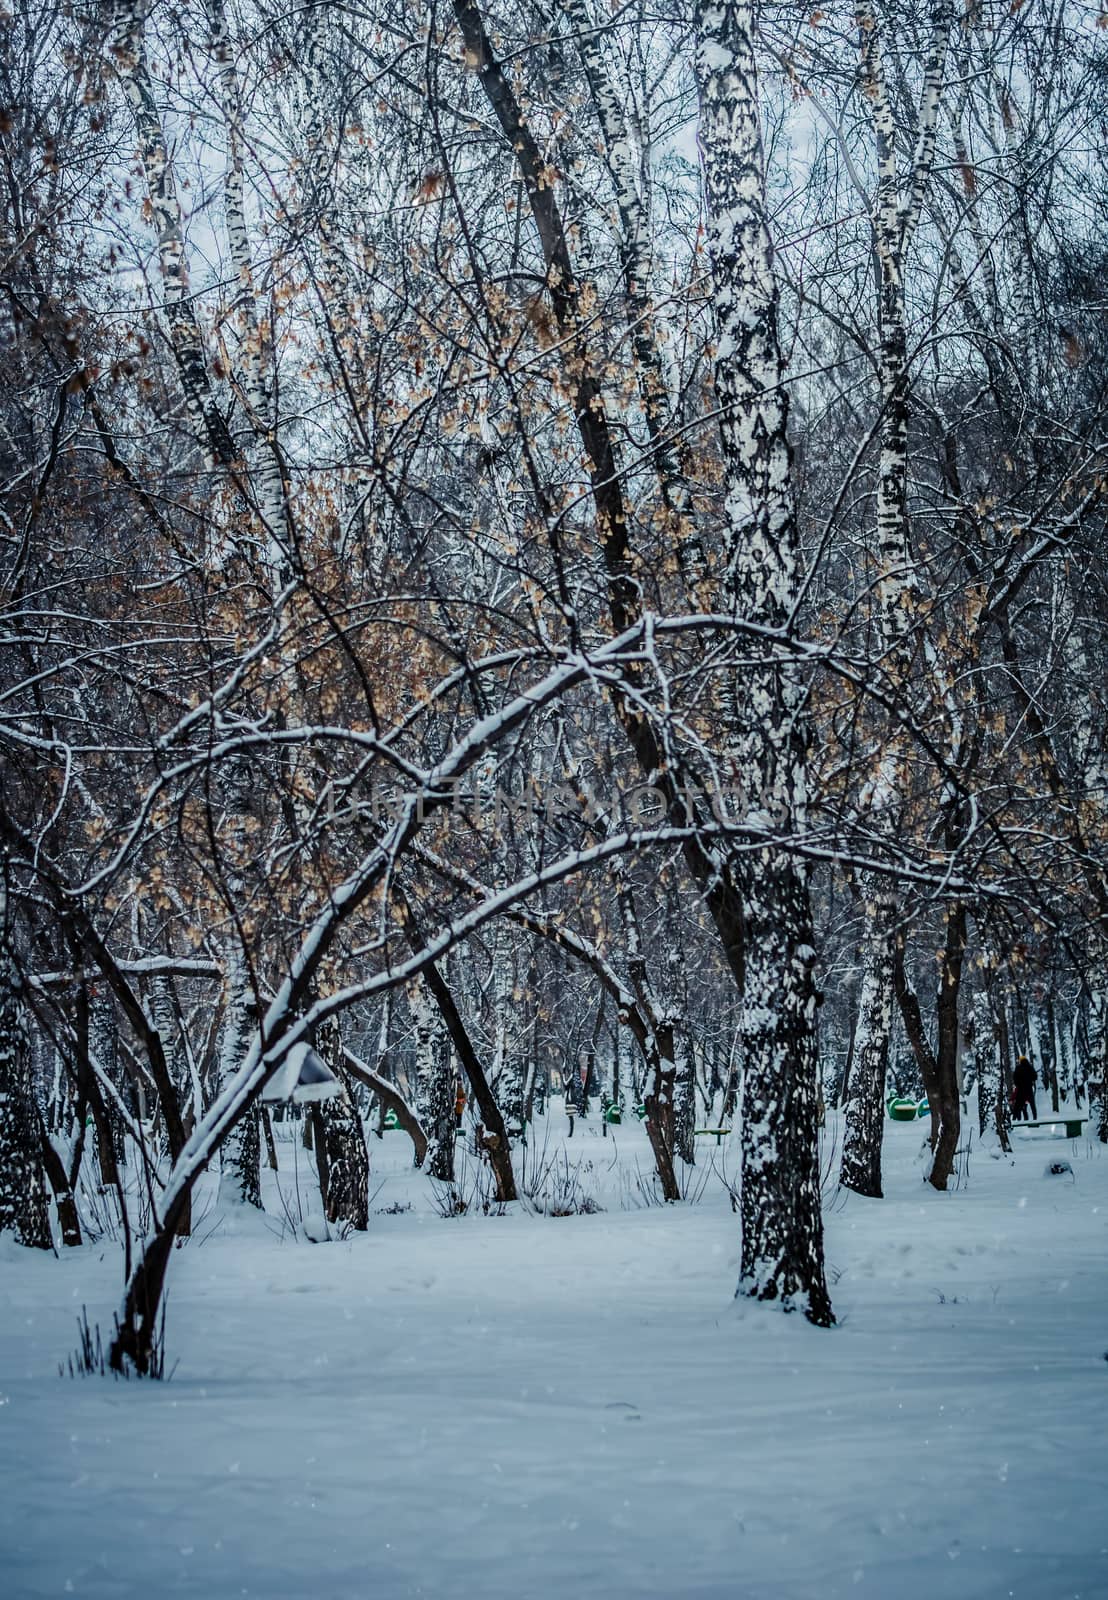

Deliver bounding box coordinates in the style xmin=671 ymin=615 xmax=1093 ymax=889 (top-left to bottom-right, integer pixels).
xmin=1012 ymin=1054 xmax=1038 ymax=1121
xmin=563 ymin=1070 xmax=577 ymax=1138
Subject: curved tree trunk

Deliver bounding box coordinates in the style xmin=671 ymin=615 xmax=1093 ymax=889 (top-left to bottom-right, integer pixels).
xmin=37 ymin=1114 xmax=82 ymax=1247
xmin=397 ymin=888 xmax=516 ymax=1200
xmin=342 ymin=1048 xmax=428 ymax=1168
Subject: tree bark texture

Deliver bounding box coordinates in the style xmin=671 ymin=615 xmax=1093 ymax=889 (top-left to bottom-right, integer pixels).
xmin=317 ymin=1018 xmax=369 ymax=1232
xmin=840 ymin=899 xmax=895 ymax=1197
xmin=929 ymin=902 xmax=966 ymax=1190
xmin=839 ymin=0 xmax=951 ymax=1196
xmin=0 ymin=952 xmax=52 ymax=1249
xmin=974 ymin=988 xmax=998 ymax=1139
xmin=410 ymin=981 xmax=456 ymax=1184
xmin=695 ymin=0 xmax=831 ymax=1325
xmin=215 ymin=962 xmax=262 ymax=1209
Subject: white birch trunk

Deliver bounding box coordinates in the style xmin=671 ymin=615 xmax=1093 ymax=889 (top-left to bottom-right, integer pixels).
xmin=491 ymin=930 xmax=524 ymax=1138
xmin=1090 ymin=988 xmax=1108 ymax=1143
xmin=215 ymin=957 xmax=262 ymax=1209
xmin=0 ymin=890 xmax=50 ymax=1248
xmin=840 ymin=908 xmax=895 ymax=1196
xmin=204 ymin=0 xmax=290 ymax=580
xmin=89 ymin=984 xmax=124 ymax=1176
xmin=673 ymin=1026 xmax=697 ymax=1166
xmin=694 ymin=0 xmax=831 ymax=1323
xmin=316 ymin=1017 xmax=369 ymax=1232
xmin=410 ymin=981 xmax=455 ymax=1183
xmin=840 ymin=0 xmax=951 ymax=1197
xmin=558 ymin=0 xmax=703 ymax=588
xmin=974 ymin=988 xmax=1000 ymax=1141
xmin=108 ymin=0 xmax=236 ymax=469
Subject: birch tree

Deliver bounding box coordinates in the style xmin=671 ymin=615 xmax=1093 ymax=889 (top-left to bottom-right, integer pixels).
xmin=0 ymin=882 xmax=52 ymax=1249
xmin=839 ymin=0 xmax=952 ymax=1199
xmin=694 ymin=0 xmax=831 ymax=1323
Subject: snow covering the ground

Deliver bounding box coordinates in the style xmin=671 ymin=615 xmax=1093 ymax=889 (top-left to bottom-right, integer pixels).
xmin=2 ymin=1110 xmax=1106 ymax=1599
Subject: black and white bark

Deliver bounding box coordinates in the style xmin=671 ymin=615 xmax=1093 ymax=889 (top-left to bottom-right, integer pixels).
xmin=617 ymin=871 xmax=678 ymax=1199
xmin=409 ymin=980 xmax=456 ymax=1184
xmin=1057 ymin=589 xmax=1108 ymax=1139
xmin=1090 ymin=991 xmax=1108 ymax=1144
xmin=490 ymin=930 xmax=525 ymax=1139
xmin=973 ymin=987 xmax=1001 ymax=1143
xmin=929 ymin=899 xmax=966 ymax=1190
xmin=994 ymin=994 xmax=1014 ymax=1153
xmin=316 ymin=1017 xmax=369 ymax=1232
xmin=673 ymin=1033 xmax=697 ymax=1167
xmin=694 ymin=0 xmax=831 ymax=1323
xmin=108 ymin=0 xmax=235 ymax=468
xmin=396 ymin=885 xmax=516 ymax=1200
xmin=839 ymin=904 xmax=895 ymax=1198
xmin=0 ymin=888 xmax=51 ymax=1248
xmin=840 ymin=0 xmax=952 ymax=1198
xmin=214 ymin=959 xmax=262 ymax=1209
xmin=89 ymin=985 xmax=125 ymax=1169
xmin=558 ymin=0 xmax=704 ymax=589
xmin=453 ymin=0 xmax=750 ymax=999
xmin=204 ymin=0 xmax=291 ymax=576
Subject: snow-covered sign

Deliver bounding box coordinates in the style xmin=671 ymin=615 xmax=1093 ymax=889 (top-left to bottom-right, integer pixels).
xmin=260 ymin=1043 xmax=342 ymax=1105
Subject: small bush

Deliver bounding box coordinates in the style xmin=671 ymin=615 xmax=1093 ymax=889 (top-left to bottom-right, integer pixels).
xmin=522 ymin=1150 xmax=603 ymax=1217
xmin=62 ymin=1303 xmax=173 ymax=1381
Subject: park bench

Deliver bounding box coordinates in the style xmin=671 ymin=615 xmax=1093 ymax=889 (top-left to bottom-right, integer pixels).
xmin=695 ymin=1126 xmax=732 ymax=1146
xmin=1014 ymin=1115 xmax=1087 ymax=1139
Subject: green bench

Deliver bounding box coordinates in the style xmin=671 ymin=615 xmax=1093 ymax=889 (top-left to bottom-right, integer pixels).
xmin=695 ymin=1126 xmax=732 ymax=1146
xmin=1015 ymin=1116 xmax=1087 ymax=1138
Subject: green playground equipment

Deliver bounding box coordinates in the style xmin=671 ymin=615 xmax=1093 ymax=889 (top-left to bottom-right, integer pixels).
xmin=604 ymin=1103 xmax=622 ymax=1125
xmin=916 ymin=1098 xmax=930 ymax=1118
xmin=382 ymin=1107 xmax=400 ymax=1130
xmin=886 ymin=1096 xmax=919 ymax=1121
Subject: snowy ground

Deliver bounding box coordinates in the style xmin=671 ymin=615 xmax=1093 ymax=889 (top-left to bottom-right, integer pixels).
xmin=2 ymin=1109 xmax=1106 ymax=1599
